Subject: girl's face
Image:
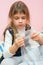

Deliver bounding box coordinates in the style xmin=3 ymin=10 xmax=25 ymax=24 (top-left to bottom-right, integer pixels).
xmin=12 ymin=13 xmax=28 ymax=29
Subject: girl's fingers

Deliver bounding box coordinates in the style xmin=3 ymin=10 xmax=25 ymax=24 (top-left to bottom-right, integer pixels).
xmin=15 ymin=37 xmax=25 ymax=47
xmin=30 ymin=32 xmax=40 ymax=41
xmin=15 ymin=37 xmax=24 ymax=43
xmin=31 ymin=33 xmax=39 ymax=39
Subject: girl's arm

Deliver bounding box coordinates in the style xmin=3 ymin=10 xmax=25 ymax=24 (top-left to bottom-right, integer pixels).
xmin=9 ymin=42 xmax=19 ymax=54
xmin=3 ymin=30 xmax=24 ymax=58
xmin=3 ymin=30 xmax=18 ymax=58
xmin=31 ymin=32 xmax=43 ymax=45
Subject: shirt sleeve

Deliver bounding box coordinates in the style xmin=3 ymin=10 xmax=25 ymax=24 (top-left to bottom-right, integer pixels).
xmin=3 ymin=30 xmax=14 ymax=58
xmin=39 ymin=32 xmax=43 ymax=37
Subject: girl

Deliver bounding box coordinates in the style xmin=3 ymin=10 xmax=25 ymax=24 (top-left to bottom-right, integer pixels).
xmin=1 ymin=1 xmax=43 ymax=65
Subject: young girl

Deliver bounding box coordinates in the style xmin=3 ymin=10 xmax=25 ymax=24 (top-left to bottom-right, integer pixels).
xmin=1 ymin=1 xmax=43 ymax=65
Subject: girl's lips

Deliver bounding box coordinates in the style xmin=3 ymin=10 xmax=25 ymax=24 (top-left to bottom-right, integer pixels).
xmin=18 ymin=24 xmax=23 ymax=26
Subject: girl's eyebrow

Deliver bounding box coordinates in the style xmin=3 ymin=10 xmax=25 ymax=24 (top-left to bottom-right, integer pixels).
xmin=13 ymin=16 xmax=26 ymax=19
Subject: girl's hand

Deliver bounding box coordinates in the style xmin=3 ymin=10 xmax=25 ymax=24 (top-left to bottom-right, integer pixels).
xmin=14 ymin=37 xmax=25 ymax=48
xmin=30 ymin=32 xmax=40 ymax=41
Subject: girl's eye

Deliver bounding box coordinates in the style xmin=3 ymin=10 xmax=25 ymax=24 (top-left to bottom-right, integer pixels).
xmin=22 ymin=17 xmax=26 ymax=19
xmin=14 ymin=17 xmax=19 ymax=20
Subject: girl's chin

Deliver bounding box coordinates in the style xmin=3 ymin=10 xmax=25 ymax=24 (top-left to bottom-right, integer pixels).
xmin=18 ymin=26 xmax=25 ymax=29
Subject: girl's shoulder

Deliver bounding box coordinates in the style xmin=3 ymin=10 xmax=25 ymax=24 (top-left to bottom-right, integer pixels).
xmin=4 ymin=27 xmax=14 ymax=37
xmin=4 ymin=27 xmax=14 ymax=44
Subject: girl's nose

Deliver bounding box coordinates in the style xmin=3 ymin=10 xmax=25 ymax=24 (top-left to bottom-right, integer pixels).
xmin=19 ymin=18 xmax=22 ymax=23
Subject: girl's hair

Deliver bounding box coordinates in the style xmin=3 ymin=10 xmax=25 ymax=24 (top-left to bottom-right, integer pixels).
xmin=9 ymin=1 xmax=30 ymax=20
xmin=9 ymin=1 xmax=30 ymax=31
xmin=4 ymin=1 xmax=31 ymax=40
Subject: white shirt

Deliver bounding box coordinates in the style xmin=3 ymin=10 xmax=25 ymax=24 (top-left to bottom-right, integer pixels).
xmin=3 ymin=28 xmax=40 ymax=58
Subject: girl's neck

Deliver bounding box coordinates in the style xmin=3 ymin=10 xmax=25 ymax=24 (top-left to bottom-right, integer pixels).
xmin=17 ymin=27 xmax=25 ymax=37
xmin=17 ymin=27 xmax=25 ymax=32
